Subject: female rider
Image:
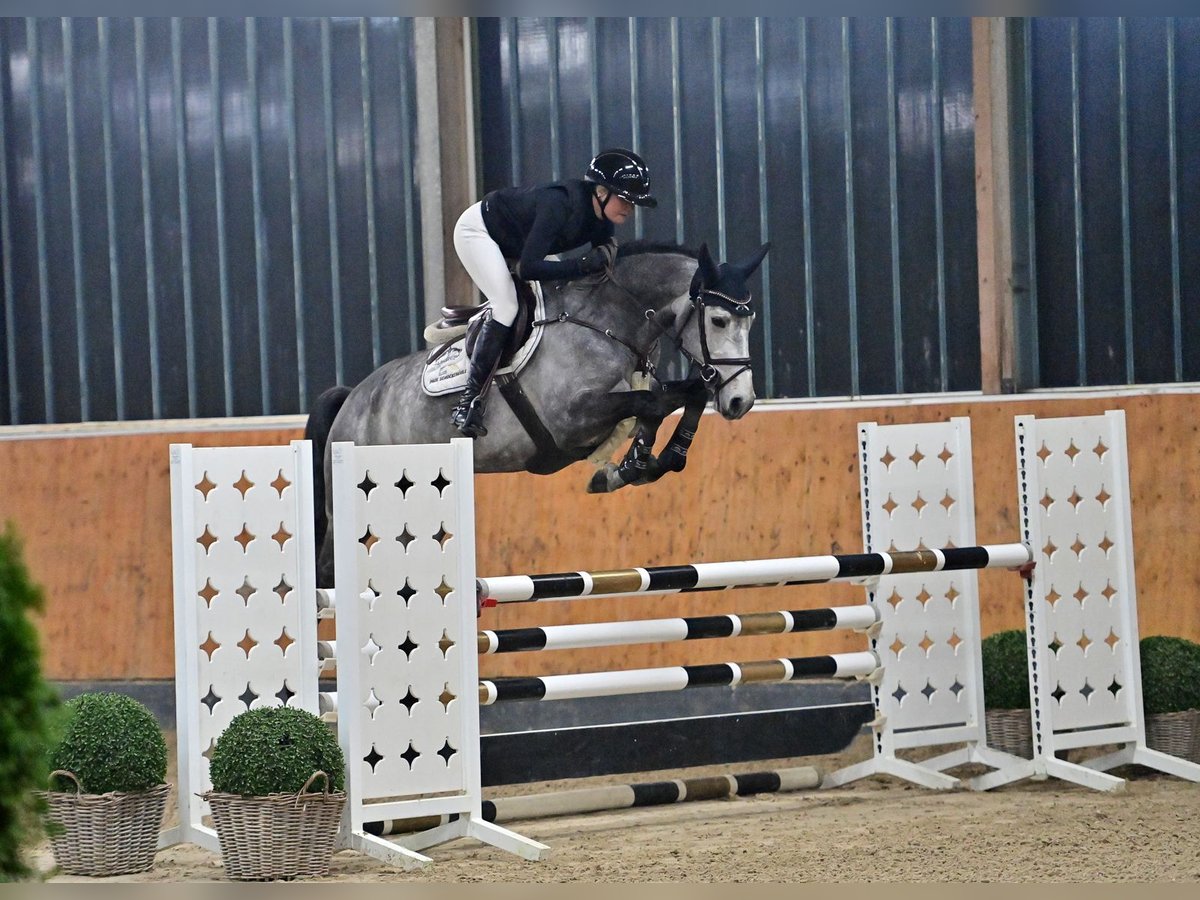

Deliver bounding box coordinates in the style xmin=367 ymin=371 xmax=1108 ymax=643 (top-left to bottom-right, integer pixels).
xmin=449 ymin=148 xmax=657 ymax=438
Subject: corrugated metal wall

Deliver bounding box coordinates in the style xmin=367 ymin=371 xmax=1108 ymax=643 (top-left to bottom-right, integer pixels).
xmin=3 ymin=17 xmax=1198 ymax=427
xmin=476 ymin=16 xmax=982 ymax=399
xmin=1025 ymin=17 xmax=1200 ymax=387
xmin=0 ymin=16 xmax=422 ymax=426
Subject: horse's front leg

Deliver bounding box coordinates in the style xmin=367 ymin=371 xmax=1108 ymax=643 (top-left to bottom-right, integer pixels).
xmin=650 ymin=380 xmax=710 ymax=475
xmin=585 ymin=382 xmax=703 ymax=494
xmin=586 ymin=419 xmax=664 ymax=493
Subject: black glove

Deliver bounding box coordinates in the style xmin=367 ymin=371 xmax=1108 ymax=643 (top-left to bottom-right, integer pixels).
xmin=578 ymin=240 xmax=617 ymax=276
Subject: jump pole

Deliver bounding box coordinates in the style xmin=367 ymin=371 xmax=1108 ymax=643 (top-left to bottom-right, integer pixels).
xmin=478 ymin=651 xmax=882 ymax=704
xmin=320 ymin=651 xmax=880 ymax=712
xmin=475 ymin=544 xmax=1033 ymax=605
xmin=364 ymin=766 xmax=822 ymax=836
xmin=477 ymin=605 xmax=878 ymax=653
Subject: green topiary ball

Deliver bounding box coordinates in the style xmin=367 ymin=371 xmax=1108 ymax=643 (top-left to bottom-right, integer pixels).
xmin=48 ymin=692 xmax=167 ymax=794
xmin=209 ymin=706 xmax=345 ymax=796
xmin=981 ymin=629 xmax=1031 ymax=710
xmin=1140 ymin=635 xmax=1200 ymax=715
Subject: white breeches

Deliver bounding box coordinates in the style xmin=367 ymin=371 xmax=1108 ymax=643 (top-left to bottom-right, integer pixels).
xmin=453 ymin=201 xmax=519 ymax=327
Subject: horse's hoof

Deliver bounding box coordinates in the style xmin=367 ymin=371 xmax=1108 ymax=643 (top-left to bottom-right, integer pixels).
xmin=587 ymin=470 xmax=612 ymax=493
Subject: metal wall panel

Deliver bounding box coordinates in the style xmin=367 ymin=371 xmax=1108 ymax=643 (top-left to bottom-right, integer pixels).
xmin=477 ymin=16 xmax=979 ymax=399
xmin=0 ymin=16 xmax=422 ymax=425
xmin=1027 ymin=16 xmax=1200 ymax=388
xmin=7 ymin=16 xmax=1197 ymax=425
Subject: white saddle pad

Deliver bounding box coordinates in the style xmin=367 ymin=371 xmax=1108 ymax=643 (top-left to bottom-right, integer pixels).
xmin=421 ymin=283 xmax=547 ymax=397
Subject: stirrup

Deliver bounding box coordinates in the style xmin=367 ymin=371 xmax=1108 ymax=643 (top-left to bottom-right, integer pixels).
xmin=451 ymin=396 xmax=488 ymax=439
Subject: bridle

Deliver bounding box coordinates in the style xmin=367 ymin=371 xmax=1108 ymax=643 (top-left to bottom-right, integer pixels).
xmin=535 ymin=265 xmax=755 ymax=395
xmin=672 ymin=286 xmax=754 ymax=393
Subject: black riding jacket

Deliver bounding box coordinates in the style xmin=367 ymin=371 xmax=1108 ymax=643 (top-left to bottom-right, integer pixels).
xmin=480 ymin=179 xmax=614 ymax=282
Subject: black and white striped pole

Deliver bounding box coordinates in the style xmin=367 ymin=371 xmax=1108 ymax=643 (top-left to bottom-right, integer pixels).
xmin=475 ymin=544 xmax=1033 ymax=607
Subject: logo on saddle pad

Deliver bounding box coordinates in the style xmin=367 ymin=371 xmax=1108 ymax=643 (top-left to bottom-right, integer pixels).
xmin=421 ymin=283 xmax=546 ymax=397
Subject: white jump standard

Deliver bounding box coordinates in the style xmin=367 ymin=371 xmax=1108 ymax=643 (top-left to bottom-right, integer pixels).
xmin=1011 ymin=410 xmax=1200 ymax=790
xmin=177 ymin=416 xmax=1192 ymax=870
xmin=824 ymin=418 xmax=1041 ymax=792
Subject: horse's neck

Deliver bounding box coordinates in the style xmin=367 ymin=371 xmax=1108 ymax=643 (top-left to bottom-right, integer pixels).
xmin=552 ymin=254 xmax=696 ymax=325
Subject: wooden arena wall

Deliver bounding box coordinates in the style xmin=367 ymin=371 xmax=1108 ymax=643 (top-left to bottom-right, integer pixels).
xmin=1 ymin=390 xmax=1197 ymax=682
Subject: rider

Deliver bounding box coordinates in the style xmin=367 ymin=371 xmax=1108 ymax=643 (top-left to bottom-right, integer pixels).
xmin=449 ymin=148 xmax=658 ymax=438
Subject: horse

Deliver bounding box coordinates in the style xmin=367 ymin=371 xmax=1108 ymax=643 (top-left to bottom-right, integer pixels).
xmin=305 ymin=239 xmax=770 ymax=585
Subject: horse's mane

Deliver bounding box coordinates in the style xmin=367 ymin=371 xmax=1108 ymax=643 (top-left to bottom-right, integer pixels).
xmin=615 ymin=239 xmax=699 ymax=261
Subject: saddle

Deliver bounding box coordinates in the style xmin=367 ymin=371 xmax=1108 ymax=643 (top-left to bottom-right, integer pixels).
xmin=421 ymin=278 xmax=544 ymax=397
xmin=425 ymin=278 xmax=538 ymax=367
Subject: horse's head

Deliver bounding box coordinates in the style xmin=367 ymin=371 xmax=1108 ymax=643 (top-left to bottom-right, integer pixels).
xmin=676 ymin=242 xmax=769 ymax=420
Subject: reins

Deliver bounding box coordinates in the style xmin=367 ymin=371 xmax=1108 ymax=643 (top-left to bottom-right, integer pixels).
xmin=532 ymin=264 xmax=753 ymax=393
xmin=532 ymin=271 xmax=664 ymax=376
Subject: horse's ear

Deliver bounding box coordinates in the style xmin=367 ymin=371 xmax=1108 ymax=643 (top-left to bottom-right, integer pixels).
xmin=735 ymin=242 xmax=771 ymax=280
xmin=696 ymin=242 xmax=720 ymax=286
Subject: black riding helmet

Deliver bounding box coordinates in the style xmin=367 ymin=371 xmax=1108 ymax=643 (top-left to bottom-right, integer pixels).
xmin=585 ymin=148 xmax=658 ymax=209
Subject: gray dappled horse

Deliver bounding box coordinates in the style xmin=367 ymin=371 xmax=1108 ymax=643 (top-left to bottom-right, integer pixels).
xmin=305 ymin=239 xmax=769 ymax=586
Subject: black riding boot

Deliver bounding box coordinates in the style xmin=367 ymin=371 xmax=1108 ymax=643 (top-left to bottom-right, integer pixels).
xmin=450 ymin=318 xmax=512 ymax=438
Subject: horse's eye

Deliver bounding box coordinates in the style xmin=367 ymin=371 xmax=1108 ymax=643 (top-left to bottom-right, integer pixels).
xmin=711 ymin=316 xmax=730 ymax=330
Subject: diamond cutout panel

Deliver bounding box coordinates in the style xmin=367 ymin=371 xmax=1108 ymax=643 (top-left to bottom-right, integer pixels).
xmin=197 ymin=526 xmax=218 ymax=554
xmin=358 ymin=473 xmax=378 ymax=498
xmin=1018 ymin=413 xmax=1140 ymax=740
xmin=174 ymin=443 xmax=315 ymax=818
xmin=236 ymin=577 xmax=256 ymax=605
xmin=234 ymin=524 xmax=255 ymax=552
xmin=237 ymin=683 xmax=258 ymax=709
xmin=274 ymin=628 xmax=294 ymax=655
xmin=431 ymin=470 xmax=451 ymax=495
xmin=270 ymin=470 xmax=291 ymax=497
xmin=198 ymin=579 xmax=219 ymax=606
xmin=334 ymin=443 xmax=478 ymax=806
xmin=200 ymin=632 xmax=220 ymax=660
xmin=234 ymin=471 xmax=254 ymax=497
xmin=195 ymin=473 xmax=217 ymax=499
xmin=360 ymin=527 xmax=380 ymax=553
xmin=272 ymin=522 xmax=292 ymax=549
xmin=861 ymin=419 xmax=984 ymax=739
xmin=236 ymin=630 xmax=257 ymax=658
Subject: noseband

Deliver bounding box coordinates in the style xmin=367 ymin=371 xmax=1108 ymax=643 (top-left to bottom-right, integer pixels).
xmin=674 ymin=287 xmax=754 ymax=394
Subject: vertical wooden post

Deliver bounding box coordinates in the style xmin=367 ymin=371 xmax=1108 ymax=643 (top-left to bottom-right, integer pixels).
xmin=973 ymin=17 xmax=1017 ymax=394
xmin=415 ymin=17 xmax=478 ymax=331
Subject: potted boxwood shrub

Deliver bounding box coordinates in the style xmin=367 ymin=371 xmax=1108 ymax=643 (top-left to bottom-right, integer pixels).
xmin=980 ymin=628 xmax=1033 ymax=758
xmin=1140 ymin=635 xmax=1200 ymax=763
xmin=205 ymin=705 xmax=346 ymax=881
xmin=41 ymin=692 xmax=169 ymax=876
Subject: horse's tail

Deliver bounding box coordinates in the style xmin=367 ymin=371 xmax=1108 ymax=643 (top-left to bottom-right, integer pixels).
xmin=304 ymin=385 xmax=351 ymax=558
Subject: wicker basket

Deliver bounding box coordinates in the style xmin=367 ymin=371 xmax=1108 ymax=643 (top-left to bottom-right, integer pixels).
xmin=39 ymin=771 xmax=170 ymax=876
xmin=204 ymin=772 xmax=346 ymax=881
xmin=1145 ymin=709 xmax=1200 ymax=763
xmin=985 ymin=708 xmax=1033 ymax=759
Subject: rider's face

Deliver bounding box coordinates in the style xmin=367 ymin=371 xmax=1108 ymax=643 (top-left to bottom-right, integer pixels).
xmin=601 ymin=192 xmax=634 ymax=225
